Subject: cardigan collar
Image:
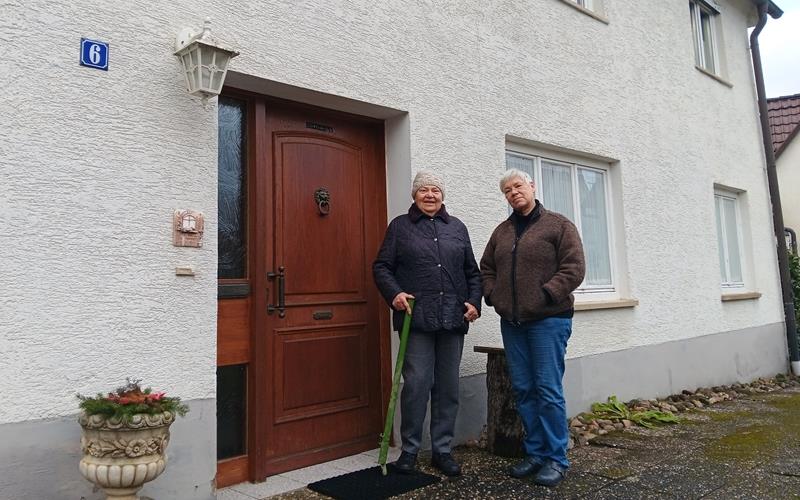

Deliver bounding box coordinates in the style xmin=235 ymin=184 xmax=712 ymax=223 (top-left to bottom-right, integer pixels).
xmin=507 ymin=199 xmax=543 ymax=222
xmin=409 ymin=203 xmax=450 ymax=223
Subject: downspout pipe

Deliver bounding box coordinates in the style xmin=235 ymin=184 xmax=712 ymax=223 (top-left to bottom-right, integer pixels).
xmin=749 ymin=1 xmax=800 ymax=375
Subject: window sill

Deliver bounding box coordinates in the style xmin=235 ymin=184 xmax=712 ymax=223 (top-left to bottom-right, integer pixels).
xmin=695 ymin=66 xmax=733 ymax=88
xmin=557 ymin=0 xmax=609 ymax=24
xmin=575 ymin=298 xmax=638 ymax=311
xmin=721 ymin=291 xmax=761 ymax=302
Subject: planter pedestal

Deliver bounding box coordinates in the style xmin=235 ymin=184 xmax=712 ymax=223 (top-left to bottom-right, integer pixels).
xmin=79 ymin=412 xmax=175 ymax=500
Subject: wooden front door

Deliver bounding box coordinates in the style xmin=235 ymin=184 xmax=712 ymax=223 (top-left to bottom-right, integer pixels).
xmin=216 ymin=93 xmax=389 ymax=486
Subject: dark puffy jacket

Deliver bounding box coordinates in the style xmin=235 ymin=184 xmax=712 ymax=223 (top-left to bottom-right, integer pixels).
xmin=373 ymin=204 xmax=482 ymax=333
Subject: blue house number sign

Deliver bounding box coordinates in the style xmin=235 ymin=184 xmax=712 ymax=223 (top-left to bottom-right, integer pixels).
xmin=80 ymin=38 xmax=109 ymax=70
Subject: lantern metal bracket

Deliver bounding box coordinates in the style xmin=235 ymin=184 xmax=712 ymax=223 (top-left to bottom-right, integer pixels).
xmin=174 ymin=18 xmax=239 ymax=102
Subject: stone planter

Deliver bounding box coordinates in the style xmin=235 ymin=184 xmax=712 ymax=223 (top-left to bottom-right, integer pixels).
xmin=79 ymin=411 xmax=175 ymax=500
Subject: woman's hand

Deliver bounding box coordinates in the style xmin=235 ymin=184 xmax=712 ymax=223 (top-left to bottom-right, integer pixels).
xmin=464 ymin=302 xmax=479 ymax=322
xmin=392 ymin=292 xmax=415 ymax=315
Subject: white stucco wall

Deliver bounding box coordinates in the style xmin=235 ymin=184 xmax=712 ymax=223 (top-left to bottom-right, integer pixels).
xmin=777 ymin=136 xmax=800 ymax=234
xmin=1 ymin=1 xmax=219 ymax=424
xmin=1 ymin=0 xmax=785 ymax=426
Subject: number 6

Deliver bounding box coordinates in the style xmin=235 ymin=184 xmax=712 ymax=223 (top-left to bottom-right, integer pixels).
xmin=89 ymin=44 xmax=101 ymax=65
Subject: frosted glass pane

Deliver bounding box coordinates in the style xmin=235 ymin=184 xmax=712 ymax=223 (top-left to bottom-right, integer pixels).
xmin=714 ymin=197 xmax=726 ymax=282
xmin=505 ymin=153 xmax=534 ymax=179
xmin=201 ymin=47 xmax=214 ymax=66
xmin=578 ymin=168 xmax=611 ymax=286
xmin=201 ymin=67 xmax=212 ymax=89
xmin=723 ymin=198 xmax=742 ymax=283
xmin=541 ymin=161 xmax=574 ymax=221
xmin=218 ymin=97 xmax=248 ymax=279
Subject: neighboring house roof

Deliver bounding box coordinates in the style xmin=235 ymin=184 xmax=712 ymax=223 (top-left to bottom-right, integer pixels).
xmin=767 ymin=93 xmax=800 ymax=158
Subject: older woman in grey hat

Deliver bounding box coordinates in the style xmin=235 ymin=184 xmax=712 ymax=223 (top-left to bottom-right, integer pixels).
xmin=373 ymin=171 xmax=482 ymax=476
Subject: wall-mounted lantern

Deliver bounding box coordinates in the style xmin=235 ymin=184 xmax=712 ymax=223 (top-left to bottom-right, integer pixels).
xmin=174 ymin=18 xmax=239 ymax=101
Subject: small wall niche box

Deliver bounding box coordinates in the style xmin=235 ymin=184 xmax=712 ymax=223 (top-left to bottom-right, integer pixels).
xmin=173 ymin=210 xmax=204 ymax=247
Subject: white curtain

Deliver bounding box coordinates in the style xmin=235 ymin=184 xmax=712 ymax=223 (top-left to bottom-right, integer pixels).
xmin=578 ymin=168 xmax=612 ymax=287
xmin=714 ymin=196 xmax=727 ymax=282
xmin=722 ymin=197 xmax=742 ymax=283
xmin=541 ymin=160 xmax=574 ymax=221
xmin=505 ymin=153 xmax=535 ymax=179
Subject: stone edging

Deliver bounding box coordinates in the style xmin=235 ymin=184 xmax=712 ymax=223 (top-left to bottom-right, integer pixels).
xmin=567 ymin=374 xmax=800 ymax=447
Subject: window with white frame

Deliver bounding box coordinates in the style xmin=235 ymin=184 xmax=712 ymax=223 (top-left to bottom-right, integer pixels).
xmin=505 ymin=150 xmax=614 ymax=293
xmin=560 ymin=0 xmax=603 ymax=16
xmin=714 ymin=190 xmax=744 ymax=288
xmin=690 ymin=0 xmax=720 ymax=74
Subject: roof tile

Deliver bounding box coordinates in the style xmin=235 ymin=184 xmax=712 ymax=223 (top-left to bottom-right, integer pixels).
xmin=767 ymin=93 xmax=800 ymax=154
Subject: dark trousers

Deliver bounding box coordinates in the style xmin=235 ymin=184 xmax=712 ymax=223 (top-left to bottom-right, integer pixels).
xmin=400 ymin=329 xmax=465 ymax=454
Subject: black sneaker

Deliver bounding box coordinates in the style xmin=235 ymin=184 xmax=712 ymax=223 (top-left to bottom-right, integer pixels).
xmin=394 ymin=451 xmax=417 ymax=474
xmin=533 ymin=460 xmax=567 ymax=487
xmin=431 ymin=452 xmax=461 ymax=476
xmin=509 ymin=456 xmax=544 ymax=478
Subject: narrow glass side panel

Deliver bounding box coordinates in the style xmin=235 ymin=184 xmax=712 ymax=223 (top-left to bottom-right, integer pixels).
xmin=217 ymin=364 xmax=247 ymax=460
xmin=218 ymin=97 xmax=248 ymax=279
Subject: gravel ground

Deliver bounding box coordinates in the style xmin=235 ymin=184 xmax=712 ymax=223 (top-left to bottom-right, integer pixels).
xmin=271 ymin=384 xmax=800 ymax=499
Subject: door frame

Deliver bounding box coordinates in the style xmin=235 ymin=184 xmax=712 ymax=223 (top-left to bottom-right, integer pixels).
xmin=216 ymin=88 xmax=393 ymax=485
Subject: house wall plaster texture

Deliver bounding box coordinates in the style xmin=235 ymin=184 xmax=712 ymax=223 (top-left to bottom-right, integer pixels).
xmin=1 ymin=1 xmax=219 ymax=425
xmin=1 ymin=0 xmax=786 ymax=428
xmin=0 ymin=398 xmax=216 ymax=500
xmin=777 ymin=135 xmax=800 ymax=234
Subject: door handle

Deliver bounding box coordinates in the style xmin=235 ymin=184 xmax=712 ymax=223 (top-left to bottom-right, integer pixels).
xmin=267 ymin=266 xmax=286 ymax=318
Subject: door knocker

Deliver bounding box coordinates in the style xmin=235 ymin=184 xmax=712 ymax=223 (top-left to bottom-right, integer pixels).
xmin=314 ymin=188 xmax=331 ymax=216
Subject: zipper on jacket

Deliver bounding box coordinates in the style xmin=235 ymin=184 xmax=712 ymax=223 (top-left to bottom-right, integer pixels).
xmin=511 ymin=236 xmax=520 ymax=324
xmin=510 ymin=207 xmax=541 ymax=324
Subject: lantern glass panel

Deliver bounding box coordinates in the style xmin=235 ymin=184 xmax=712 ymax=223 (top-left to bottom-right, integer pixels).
xmin=212 ymin=71 xmax=224 ymax=93
xmin=201 ymin=67 xmax=212 ymax=90
xmin=201 ymin=46 xmax=214 ymax=66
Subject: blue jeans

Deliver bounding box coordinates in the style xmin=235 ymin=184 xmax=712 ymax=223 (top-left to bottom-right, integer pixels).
xmin=501 ymin=317 xmax=572 ymax=468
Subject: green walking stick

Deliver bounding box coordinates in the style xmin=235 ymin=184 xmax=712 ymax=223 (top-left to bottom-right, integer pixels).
xmin=378 ymin=298 xmax=414 ymax=476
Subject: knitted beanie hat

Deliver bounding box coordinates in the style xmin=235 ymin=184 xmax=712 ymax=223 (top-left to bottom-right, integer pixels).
xmin=411 ymin=171 xmax=445 ymax=201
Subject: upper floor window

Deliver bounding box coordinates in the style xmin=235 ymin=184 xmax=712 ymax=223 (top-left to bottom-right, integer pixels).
xmin=714 ymin=190 xmax=744 ymax=288
xmin=558 ymin=0 xmax=608 ymax=22
xmin=690 ymin=0 xmax=720 ymax=74
xmin=506 ymin=150 xmax=615 ymax=294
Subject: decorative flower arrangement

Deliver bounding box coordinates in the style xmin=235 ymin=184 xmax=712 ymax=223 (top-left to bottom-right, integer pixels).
xmin=77 ymin=378 xmax=189 ymax=421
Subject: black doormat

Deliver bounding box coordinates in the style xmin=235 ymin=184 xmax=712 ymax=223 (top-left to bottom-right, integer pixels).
xmin=307 ymin=464 xmax=440 ymax=500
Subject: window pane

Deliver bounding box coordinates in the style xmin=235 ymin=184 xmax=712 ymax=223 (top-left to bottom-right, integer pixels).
xmin=541 ymin=160 xmax=574 ymax=221
xmin=578 ymin=168 xmax=612 ymax=286
xmin=505 ymin=153 xmax=534 ymax=179
xmin=700 ymin=12 xmax=715 ymax=73
xmin=690 ymin=3 xmax=703 ymax=66
xmin=217 ymin=364 xmax=247 ymax=460
xmin=218 ymin=97 xmax=247 ymax=279
xmin=723 ymin=198 xmax=742 ymax=283
xmin=714 ymin=196 xmax=727 ymax=282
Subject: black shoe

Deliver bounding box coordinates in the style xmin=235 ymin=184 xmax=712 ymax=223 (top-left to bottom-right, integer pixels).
xmin=394 ymin=451 xmax=417 ymax=474
xmin=431 ymin=452 xmax=462 ymax=476
xmin=509 ymin=456 xmax=544 ymax=478
xmin=533 ymin=460 xmax=567 ymax=487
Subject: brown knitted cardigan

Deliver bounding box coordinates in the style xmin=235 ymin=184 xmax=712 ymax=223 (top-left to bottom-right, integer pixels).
xmin=480 ymin=204 xmax=586 ymax=322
